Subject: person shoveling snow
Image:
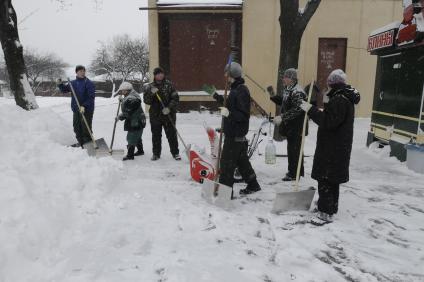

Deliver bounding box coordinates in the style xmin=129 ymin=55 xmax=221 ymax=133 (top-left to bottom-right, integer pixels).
xmin=58 ymin=65 xmax=95 ymax=148
xmin=114 ymin=82 xmax=146 ymax=161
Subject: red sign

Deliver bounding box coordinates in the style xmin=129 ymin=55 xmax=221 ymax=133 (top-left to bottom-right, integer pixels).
xmin=368 ymin=30 xmax=395 ymax=51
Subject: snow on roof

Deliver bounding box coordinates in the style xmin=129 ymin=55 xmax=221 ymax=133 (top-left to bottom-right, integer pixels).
xmin=157 ymin=0 xmax=242 ymax=6
xmin=370 ymin=21 xmax=401 ymax=36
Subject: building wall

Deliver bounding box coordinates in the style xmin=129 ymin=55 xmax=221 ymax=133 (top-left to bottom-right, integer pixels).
xmin=242 ymin=0 xmax=403 ymax=117
xmin=148 ymin=0 xmax=160 ymax=81
xmin=148 ymin=0 xmax=404 ymax=117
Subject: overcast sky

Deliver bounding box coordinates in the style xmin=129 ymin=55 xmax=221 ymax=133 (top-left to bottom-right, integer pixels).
xmin=14 ymin=0 xmax=149 ymax=72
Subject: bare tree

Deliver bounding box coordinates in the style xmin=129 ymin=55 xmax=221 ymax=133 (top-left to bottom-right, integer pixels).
xmin=273 ymin=0 xmax=321 ymax=140
xmin=91 ymin=34 xmax=149 ymax=96
xmin=0 ymin=0 xmax=38 ymax=109
xmin=24 ymin=49 xmax=68 ymax=93
xmin=277 ymin=0 xmax=321 ymax=94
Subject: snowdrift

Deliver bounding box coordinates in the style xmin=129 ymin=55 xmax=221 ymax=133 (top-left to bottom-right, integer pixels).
xmin=0 ymin=105 xmax=122 ymax=281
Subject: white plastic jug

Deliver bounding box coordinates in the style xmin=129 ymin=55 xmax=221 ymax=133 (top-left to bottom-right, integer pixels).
xmin=265 ymin=139 xmax=276 ymax=164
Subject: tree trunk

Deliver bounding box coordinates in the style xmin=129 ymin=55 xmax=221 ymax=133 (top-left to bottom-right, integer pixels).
xmin=274 ymin=0 xmax=321 ymax=141
xmin=0 ymin=0 xmax=38 ymax=110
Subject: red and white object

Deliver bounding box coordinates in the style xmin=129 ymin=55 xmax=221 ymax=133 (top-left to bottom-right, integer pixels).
xmin=189 ymin=146 xmax=216 ymax=184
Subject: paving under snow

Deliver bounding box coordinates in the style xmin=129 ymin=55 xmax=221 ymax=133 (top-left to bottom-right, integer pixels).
xmin=1 ymin=97 xmax=423 ymax=282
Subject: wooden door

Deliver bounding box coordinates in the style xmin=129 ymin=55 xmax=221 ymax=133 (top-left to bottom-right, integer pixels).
xmin=169 ymin=17 xmax=232 ymax=91
xmin=317 ymin=38 xmax=347 ymax=107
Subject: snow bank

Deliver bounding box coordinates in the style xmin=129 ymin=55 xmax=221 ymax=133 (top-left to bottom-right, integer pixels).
xmin=370 ymin=21 xmax=400 ymax=36
xmin=1 ymin=99 xmax=424 ymax=281
xmin=0 ymin=104 xmax=122 ymax=281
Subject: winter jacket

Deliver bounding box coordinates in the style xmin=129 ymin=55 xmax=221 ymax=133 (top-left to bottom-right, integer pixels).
xmin=308 ymin=84 xmax=361 ymax=184
xmin=271 ymin=83 xmax=307 ymax=137
xmin=143 ymin=79 xmax=179 ymax=118
xmin=59 ymin=77 xmax=95 ymax=113
xmin=213 ymin=77 xmax=251 ymax=138
xmin=119 ymin=90 xmax=146 ymax=131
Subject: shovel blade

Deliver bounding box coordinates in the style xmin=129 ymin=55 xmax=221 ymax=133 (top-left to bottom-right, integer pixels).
xmin=272 ymin=187 xmax=316 ymax=214
xmin=83 ymin=138 xmax=111 ymax=158
xmin=109 ymin=149 xmax=125 ymax=160
xmin=202 ymin=179 xmax=233 ymax=209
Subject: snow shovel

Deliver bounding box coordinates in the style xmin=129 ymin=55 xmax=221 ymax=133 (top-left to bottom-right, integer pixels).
xmin=108 ymin=97 xmax=125 ymax=159
xmin=272 ymin=80 xmax=316 ymax=214
xmin=201 ymin=58 xmax=233 ymax=207
xmin=153 ymin=91 xmax=191 ymax=158
xmin=67 ymin=78 xmax=110 ymax=158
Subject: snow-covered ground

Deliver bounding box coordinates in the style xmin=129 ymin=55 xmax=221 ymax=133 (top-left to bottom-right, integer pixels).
xmin=1 ymin=97 xmax=423 ymax=282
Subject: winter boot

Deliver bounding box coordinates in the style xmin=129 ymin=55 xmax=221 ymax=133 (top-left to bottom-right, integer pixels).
xmin=123 ymin=145 xmax=135 ymax=161
xmin=240 ymin=179 xmax=261 ymax=195
xmin=310 ymin=212 xmax=334 ymax=226
xmin=173 ymin=154 xmax=182 ymax=161
xmin=151 ymin=155 xmax=160 ymax=161
xmin=282 ymin=173 xmax=295 ymax=182
xmin=134 ymin=143 xmax=144 ymax=156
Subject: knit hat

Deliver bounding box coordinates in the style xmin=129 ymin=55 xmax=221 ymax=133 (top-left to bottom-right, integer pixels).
xmin=153 ymin=67 xmax=165 ymax=76
xmin=327 ymin=69 xmax=347 ymax=87
xmin=75 ymin=65 xmax=86 ymax=73
xmin=224 ymin=62 xmax=243 ymax=78
xmin=283 ymin=68 xmax=298 ymax=81
xmin=118 ymin=81 xmax=133 ymax=92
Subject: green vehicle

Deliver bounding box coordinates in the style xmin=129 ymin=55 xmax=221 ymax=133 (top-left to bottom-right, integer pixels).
xmin=367 ymin=5 xmax=424 ymax=162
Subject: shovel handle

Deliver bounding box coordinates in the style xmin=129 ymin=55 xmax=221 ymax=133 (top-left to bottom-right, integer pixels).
xmin=294 ymin=80 xmax=314 ymax=191
xmin=213 ymin=72 xmax=230 ymax=196
xmin=67 ymin=78 xmax=98 ymax=149
xmin=110 ymin=99 xmax=122 ymax=153
xmin=155 ymin=93 xmax=190 ymax=157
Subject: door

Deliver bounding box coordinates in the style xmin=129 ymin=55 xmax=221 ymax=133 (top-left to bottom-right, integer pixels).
xmin=317 ymin=38 xmax=347 ymax=107
xmin=371 ymin=53 xmax=402 ymax=134
xmin=169 ymin=17 xmax=232 ymax=91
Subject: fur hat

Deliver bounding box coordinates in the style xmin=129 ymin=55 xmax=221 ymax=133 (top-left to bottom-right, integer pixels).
xmin=327 ymin=69 xmax=347 ymax=87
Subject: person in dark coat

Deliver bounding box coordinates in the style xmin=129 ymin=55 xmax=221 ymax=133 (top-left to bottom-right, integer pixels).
xmin=270 ymin=68 xmax=307 ymax=181
xmin=115 ymin=82 xmax=146 ymax=161
xmin=300 ymin=69 xmax=361 ymax=223
xmin=212 ymin=62 xmax=261 ymax=196
xmin=143 ymin=67 xmax=180 ymax=161
xmin=58 ymin=65 xmax=96 ymax=147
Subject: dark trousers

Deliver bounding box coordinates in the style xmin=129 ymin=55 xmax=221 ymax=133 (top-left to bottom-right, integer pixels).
xmin=286 ymin=133 xmax=304 ymax=178
xmin=317 ymin=180 xmax=340 ymax=215
xmin=219 ymin=138 xmax=257 ymax=188
xmin=150 ymin=114 xmax=179 ymax=157
xmin=73 ymin=111 xmax=93 ymax=146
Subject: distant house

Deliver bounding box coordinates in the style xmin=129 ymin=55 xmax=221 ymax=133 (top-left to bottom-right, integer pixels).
xmin=144 ymin=0 xmax=405 ymax=117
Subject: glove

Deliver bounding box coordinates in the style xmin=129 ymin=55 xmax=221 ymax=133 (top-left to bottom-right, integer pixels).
xmin=118 ymin=114 xmax=126 ymax=121
xmin=162 ymin=107 xmax=171 ymax=115
xmin=202 ymin=84 xmax=217 ymax=96
xmin=219 ymin=107 xmax=230 ymax=118
xmin=151 ymin=87 xmax=159 ymax=94
xmin=118 ymin=96 xmax=124 ymax=102
xmin=266 ymin=85 xmax=275 ymax=97
xmin=142 ymin=84 xmax=151 ymax=93
xmin=273 ymin=115 xmax=282 ymax=125
xmin=57 ymin=78 xmax=63 ymax=85
xmin=300 ymin=100 xmax=312 ymax=112
xmin=79 ymin=106 xmax=85 ymax=114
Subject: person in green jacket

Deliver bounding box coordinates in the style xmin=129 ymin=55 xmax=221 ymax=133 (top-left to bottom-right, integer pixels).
xmin=116 ymin=82 xmax=146 ymax=161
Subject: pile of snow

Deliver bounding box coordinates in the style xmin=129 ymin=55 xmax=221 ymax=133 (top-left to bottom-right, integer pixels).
xmin=0 ymin=103 xmax=123 ymax=281
xmin=370 ymin=21 xmax=400 ymax=36
xmin=1 ymin=98 xmax=424 ymax=281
